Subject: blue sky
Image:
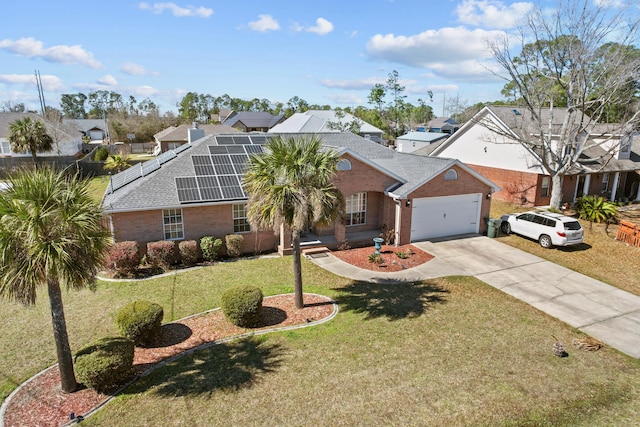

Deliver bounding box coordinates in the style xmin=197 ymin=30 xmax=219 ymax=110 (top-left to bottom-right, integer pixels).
xmin=0 ymin=0 xmax=626 ymax=116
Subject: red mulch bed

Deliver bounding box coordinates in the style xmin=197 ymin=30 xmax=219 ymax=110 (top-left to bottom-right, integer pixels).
xmin=2 ymin=294 xmax=334 ymax=427
xmin=332 ymin=244 xmax=434 ymax=272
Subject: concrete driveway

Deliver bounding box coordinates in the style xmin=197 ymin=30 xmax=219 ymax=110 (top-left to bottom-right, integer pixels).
xmin=310 ymin=235 xmax=640 ymax=359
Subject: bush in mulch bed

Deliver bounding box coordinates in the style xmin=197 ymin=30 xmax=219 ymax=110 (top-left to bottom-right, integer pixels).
xmin=221 ymin=285 xmax=264 ymax=327
xmin=74 ymin=336 xmax=135 ymax=393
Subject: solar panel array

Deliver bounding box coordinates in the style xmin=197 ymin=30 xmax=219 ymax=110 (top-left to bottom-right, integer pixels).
xmin=107 ymin=143 xmax=192 ymax=193
xmin=175 ymin=135 xmax=268 ymax=204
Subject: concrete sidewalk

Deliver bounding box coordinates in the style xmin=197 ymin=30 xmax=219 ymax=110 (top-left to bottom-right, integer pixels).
xmin=309 ymin=235 xmax=640 ymax=359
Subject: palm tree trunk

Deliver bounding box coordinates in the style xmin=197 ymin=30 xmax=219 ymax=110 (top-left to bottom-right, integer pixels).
xmin=291 ymin=229 xmax=304 ymax=309
xmin=47 ymin=279 xmax=78 ymax=393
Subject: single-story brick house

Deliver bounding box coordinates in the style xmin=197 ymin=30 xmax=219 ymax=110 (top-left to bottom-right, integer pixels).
xmin=101 ymin=132 xmax=498 ymax=255
xmin=430 ymin=106 xmax=640 ymax=206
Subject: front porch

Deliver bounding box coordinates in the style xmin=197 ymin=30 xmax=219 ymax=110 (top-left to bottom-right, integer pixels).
xmin=278 ymin=229 xmax=383 ymax=255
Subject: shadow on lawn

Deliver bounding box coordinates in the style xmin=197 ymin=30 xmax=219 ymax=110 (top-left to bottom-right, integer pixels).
xmin=336 ymin=278 xmax=449 ymax=321
xmin=127 ymin=337 xmax=284 ymax=397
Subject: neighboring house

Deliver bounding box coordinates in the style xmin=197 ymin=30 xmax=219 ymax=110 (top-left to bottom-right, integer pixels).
xmin=430 ymin=106 xmax=640 ymax=206
xmin=222 ymin=112 xmax=284 ymax=132
xmin=102 ymin=132 xmax=498 ymax=255
xmin=396 ymin=131 xmax=449 ymax=154
xmin=63 ymin=118 xmax=109 ymax=142
xmin=0 ymin=112 xmax=82 ymax=157
xmin=269 ymin=110 xmax=385 ymax=143
xmin=211 ymin=108 xmax=234 ymax=124
xmin=426 ymin=117 xmax=460 ymax=134
xmin=153 ymin=122 xmax=240 ymax=153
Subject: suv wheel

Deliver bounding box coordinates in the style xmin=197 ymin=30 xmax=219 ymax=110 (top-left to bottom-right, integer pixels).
xmin=501 ymin=222 xmax=511 ymax=234
xmin=539 ymin=234 xmax=552 ymax=248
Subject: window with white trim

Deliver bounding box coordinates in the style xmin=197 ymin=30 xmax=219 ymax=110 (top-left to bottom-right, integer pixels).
xmin=0 ymin=140 xmax=11 ymax=155
xmin=602 ymin=173 xmax=610 ymax=192
xmin=337 ymin=159 xmax=352 ymax=171
xmin=345 ymin=192 xmax=367 ymax=226
xmin=233 ymin=203 xmax=251 ymax=233
xmin=444 ymin=169 xmax=458 ymax=180
xmin=541 ymin=176 xmax=550 ymax=197
xmin=163 ymin=209 xmax=184 ymax=240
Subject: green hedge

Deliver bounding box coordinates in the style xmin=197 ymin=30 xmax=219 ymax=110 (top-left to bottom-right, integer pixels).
xmin=75 ymin=336 xmax=135 ymax=393
xmin=115 ymin=300 xmax=164 ymax=347
xmin=221 ymin=285 xmax=264 ymax=327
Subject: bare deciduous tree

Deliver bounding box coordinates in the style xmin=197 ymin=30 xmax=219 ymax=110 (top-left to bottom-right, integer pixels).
xmin=487 ymin=0 xmax=640 ymax=208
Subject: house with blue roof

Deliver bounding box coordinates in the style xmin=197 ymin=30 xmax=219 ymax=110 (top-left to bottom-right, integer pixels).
xmin=396 ymin=131 xmax=450 ymax=154
xmin=101 ymin=132 xmax=498 ymax=255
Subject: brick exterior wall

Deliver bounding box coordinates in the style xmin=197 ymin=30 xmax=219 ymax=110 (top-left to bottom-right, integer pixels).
xmin=397 ymin=164 xmax=493 ymax=245
xmin=467 ymin=164 xmax=541 ymax=206
xmin=109 ymin=204 xmax=279 ymax=255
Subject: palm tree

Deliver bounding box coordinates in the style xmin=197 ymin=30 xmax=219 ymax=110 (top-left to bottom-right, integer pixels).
xmin=0 ymin=167 xmax=111 ymax=392
xmin=104 ymin=154 xmax=131 ymax=173
xmin=7 ymin=117 xmax=54 ymax=165
xmin=244 ymin=135 xmax=344 ymax=309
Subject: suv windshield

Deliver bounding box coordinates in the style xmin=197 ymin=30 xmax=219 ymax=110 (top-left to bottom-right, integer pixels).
xmin=564 ymin=221 xmax=582 ymax=231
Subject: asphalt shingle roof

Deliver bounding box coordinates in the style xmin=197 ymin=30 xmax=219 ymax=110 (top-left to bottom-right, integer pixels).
xmin=101 ymin=132 xmax=479 ymax=213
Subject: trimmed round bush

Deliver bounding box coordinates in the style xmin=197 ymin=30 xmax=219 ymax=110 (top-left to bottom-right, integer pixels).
xmin=106 ymin=241 xmax=140 ymax=275
xmin=146 ymin=240 xmax=177 ymax=270
xmin=74 ymin=336 xmax=135 ymax=393
xmin=116 ymin=300 xmax=164 ymax=347
xmin=200 ymin=236 xmax=223 ymax=261
xmin=221 ymin=285 xmax=264 ymax=327
xmin=178 ymin=240 xmax=199 ymax=266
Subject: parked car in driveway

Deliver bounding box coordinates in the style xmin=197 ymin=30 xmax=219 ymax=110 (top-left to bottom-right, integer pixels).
xmin=500 ymin=211 xmax=584 ymax=248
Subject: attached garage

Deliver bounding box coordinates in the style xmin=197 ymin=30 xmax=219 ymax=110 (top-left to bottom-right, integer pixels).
xmin=410 ymin=193 xmax=482 ymax=241
xmin=89 ymin=129 xmax=104 ymax=141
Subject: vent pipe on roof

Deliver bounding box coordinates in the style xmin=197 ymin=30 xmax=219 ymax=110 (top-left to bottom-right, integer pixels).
xmin=192 ymin=121 xmax=199 ymax=129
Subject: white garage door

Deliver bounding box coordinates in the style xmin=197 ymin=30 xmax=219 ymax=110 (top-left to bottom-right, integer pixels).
xmin=410 ymin=193 xmax=482 ymax=241
xmin=89 ymin=130 xmax=104 ymax=141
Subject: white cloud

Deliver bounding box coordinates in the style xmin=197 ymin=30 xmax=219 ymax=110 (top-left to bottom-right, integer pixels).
xmin=319 ymin=77 xmax=386 ymax=90
xmin=97 ymin=75 xmax=118 ymax=86
xmin=293 ymin=17 xmax=335 ymax=35
xmin=455 ymin=0 xmax=533 ymax=29
xmin=326 ymin=93 xmax=363 ymax=104
xmin=593 ymin=0 xmax=625 ymax=8
xmin=366 ymin=27 xmax=505 ymax=81
xmin=138 ymin=2 xmax=213 ymax=18
xmin=0 ymin=73 xmax=64 ymax=91
xmin=121 ymin=62 xmax=156 ymax=76
xmin=306 ymin=18 xmax=334 ymax=35
xmin=248 ymin=14 xmax=280 ymax=32
xmin=0 ymin=37 xmax=101 ymax=68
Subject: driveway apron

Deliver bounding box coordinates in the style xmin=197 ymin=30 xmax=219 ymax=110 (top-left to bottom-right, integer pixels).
xmin=310 ymin=235 xmax=640 ymax=358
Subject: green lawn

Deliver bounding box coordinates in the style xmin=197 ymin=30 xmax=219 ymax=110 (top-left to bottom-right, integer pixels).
xmin=2 ymin=255 xmax=640 ymax=426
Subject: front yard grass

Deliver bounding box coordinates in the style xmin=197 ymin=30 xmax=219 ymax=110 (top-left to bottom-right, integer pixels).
xmin=490 ymin=199 xmax=640 ymax=296
xmin=2 ymin=256 xmax=640 ymax=426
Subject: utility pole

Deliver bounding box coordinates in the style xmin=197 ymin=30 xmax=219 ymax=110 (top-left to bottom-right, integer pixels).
xmin=35 ymin=70 xmax=46 ymax=116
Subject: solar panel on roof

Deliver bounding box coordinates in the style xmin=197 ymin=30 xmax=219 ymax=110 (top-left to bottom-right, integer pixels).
xmin=249 ymin=135 xmax=266 ymax=145
xmin=174 ymin=143 xmax=191 ymax=154
xmin=208 ymin=145 xmax=228 ymax=155
xmin=175 ymin=177 xmax=201 ymax=203
xmin=245 ymin=145 xmax=264 ymax=155
xmin=141 ymin=159 xmax=160 ymax=176
xmin=229 ymin=154 xmax=249 ymax=174
xmin=216 ymin=136 xmax=234 ymax=145
xmin=226 ymin=145 xmax=245 ymax=154
xmin=232 ymin=135 xmax=251 ymax=145
xmin=109 ymin=164 xmax=142 ymax=191
xmin=157 ymin=150 xmax=177 ymax=164
xmin=211 ymin=155 xmax=235 ymax=175
xmin=218 ymin=175 xmax=245 ymax=199
xmin=192 ymin=155 xmax=215 ymax=175
xmin=197 ymin=176 xmax=223 ymax=201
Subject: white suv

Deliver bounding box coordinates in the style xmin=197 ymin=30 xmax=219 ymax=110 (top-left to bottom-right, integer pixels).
xmin=500 ymin=211 xmax=584 ymax=248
